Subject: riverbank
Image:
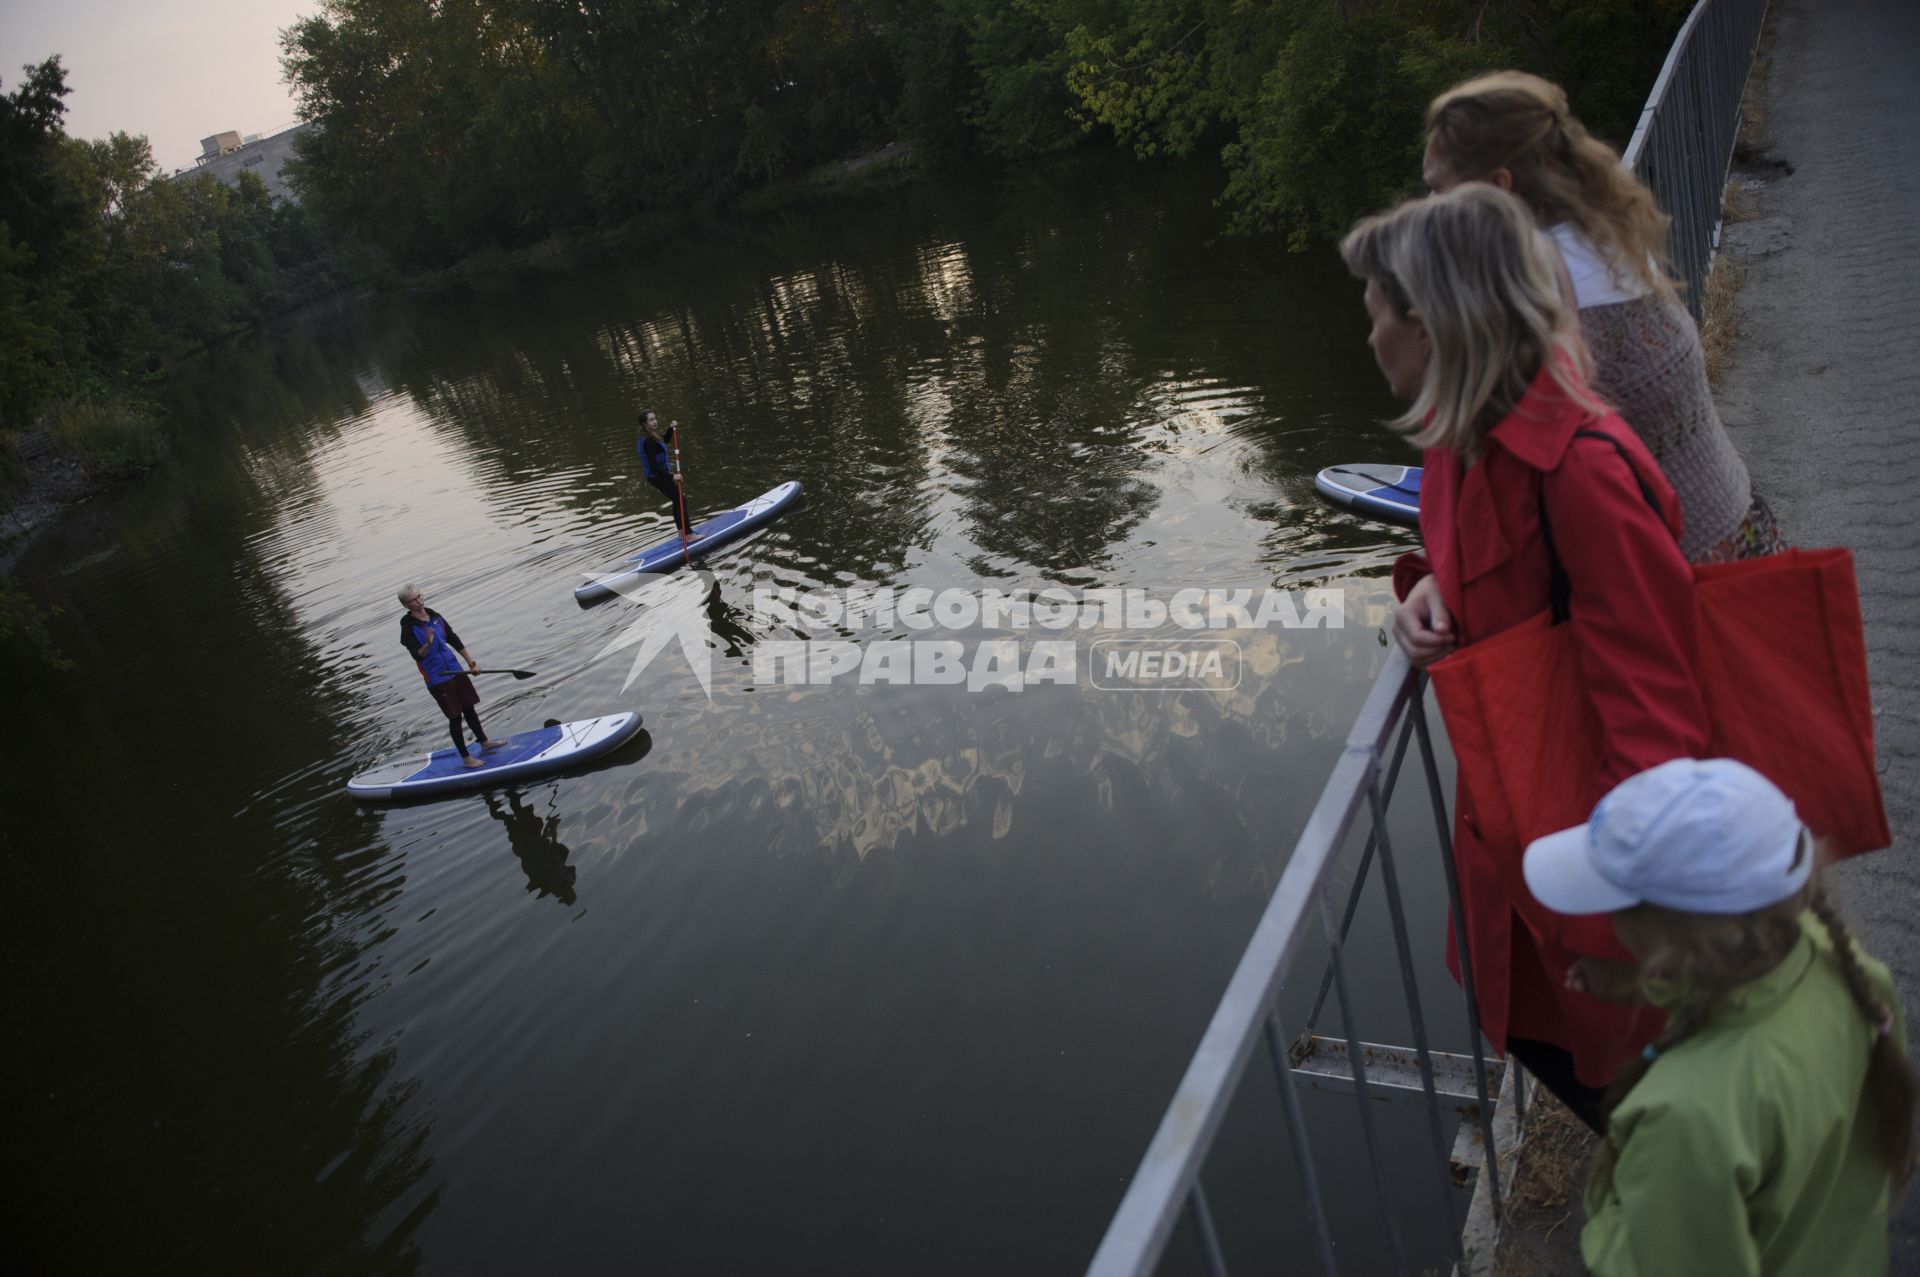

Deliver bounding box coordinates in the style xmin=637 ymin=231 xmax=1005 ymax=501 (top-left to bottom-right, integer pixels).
xmin=398 ymin=141 xmax=925 ymax=297
xmin=0 ymin=410 xmax=172 ymax=566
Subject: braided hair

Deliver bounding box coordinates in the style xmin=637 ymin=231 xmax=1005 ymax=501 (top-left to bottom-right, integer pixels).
xmin=1589 ymin=848 xmax=1916 ymax=1195
xmin=1806 ymin=886 xmax=1916 ymax=1182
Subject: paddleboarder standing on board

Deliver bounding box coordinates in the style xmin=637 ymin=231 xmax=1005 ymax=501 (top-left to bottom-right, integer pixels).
xmin=398 ymin=585 xmax=505 ymax=769
xmin=637 ymin=409 xmax=699 ymax=542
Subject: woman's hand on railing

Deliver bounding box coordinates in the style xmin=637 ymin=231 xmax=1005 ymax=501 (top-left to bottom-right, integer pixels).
xmin=1394 ymin=575 xmax=1458 ymax=667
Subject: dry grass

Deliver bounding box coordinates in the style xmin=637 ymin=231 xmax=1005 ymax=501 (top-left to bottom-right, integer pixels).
xmin=1492 ymin=1090 xmax=1598 ymax=1277
xmin=1722 ymin=179 xmax=1752 ymax=225
xmin=1705 ymin=0 xmax=1783 ymax=392
xmin=1700 ymin=239 xmax=1747 ymax=391
xmin=1737 ymin=8 xmax=1783 ymax=155
xmin=1508 ymin=1093 xmax=1594 ymax=1214
xmin=1738 ymin=68 xmax=1774 ymax=155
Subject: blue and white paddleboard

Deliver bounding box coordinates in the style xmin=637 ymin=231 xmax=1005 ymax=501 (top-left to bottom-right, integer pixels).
xmin=575 ymin=479 xmax=804 ymax=603
xmin=346 ymin=712 xmax=644 ymax=802
xmin=1313 ymin=463 xmax=1422 ymax=530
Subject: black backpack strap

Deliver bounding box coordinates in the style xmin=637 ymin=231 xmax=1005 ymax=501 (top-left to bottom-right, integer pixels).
xmin=1539 ymin=428 xmax=1663 ymax=624
xmin=1538 ymin=482 xmax=1572 ymax=623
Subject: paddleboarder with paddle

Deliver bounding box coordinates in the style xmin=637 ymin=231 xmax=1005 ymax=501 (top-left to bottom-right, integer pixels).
xmin=637 ymin=409 xmax=700 ymax=551
xmin=398 ymin=584 xmax=506 ymax=769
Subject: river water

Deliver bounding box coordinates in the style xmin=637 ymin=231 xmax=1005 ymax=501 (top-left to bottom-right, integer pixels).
xmin=5 ymin=156 xmax=1464 ymax=1273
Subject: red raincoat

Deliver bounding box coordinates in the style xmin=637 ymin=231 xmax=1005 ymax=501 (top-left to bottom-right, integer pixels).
xmin=1394 ymin=366 xmax=1708 ymax=1087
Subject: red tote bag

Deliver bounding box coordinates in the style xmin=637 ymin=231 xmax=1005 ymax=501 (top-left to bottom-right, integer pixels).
xmin=1429 ymin=547 xmax=1890 ymax=941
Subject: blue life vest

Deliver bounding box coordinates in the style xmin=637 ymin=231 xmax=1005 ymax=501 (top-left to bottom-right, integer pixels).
xmin=409 ymin=614 xmax=464 ymax=686
xmin=638 ymin=433 xmax=672 ymax=481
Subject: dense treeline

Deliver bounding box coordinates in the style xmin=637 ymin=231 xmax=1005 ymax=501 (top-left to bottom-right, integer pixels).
xmin=0 ymin=56 xmax=362 ymax=664
xmin=0 ymin=0 xmax=1689 ymax=440
xmin=282 ymin=0 xmax=1688 ymax=264
xmin=0 ymin=57 xmax=360 ymax=453
xmin=4 ymin=0 xmax=1686 ymax=664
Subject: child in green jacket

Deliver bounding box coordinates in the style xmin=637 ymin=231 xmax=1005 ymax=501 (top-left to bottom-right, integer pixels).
xmin=1523 ymin=758 xmax=1914 ymax=1277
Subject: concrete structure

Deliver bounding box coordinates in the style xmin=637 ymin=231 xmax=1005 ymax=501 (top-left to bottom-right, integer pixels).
xmin=174 ymin=123 xmax=312 ymax=203
xmin=1715 ymin=0 xmax=1920 ymax=1264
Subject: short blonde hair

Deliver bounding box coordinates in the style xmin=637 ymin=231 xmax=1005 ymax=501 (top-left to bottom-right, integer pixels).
xmin=397 ymin=583 xmax=419 ymax=605
xmin=1426 ymin=70 xmax=1676 ymax=300
xmin=1340 ymin=185 xmax=1598 ymax=453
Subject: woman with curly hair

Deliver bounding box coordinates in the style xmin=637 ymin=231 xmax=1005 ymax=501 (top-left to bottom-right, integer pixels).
xmin=1423 ymin=70 xmax=1784 ymax=563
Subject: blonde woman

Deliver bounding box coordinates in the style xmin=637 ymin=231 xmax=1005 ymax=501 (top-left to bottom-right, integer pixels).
xmin=399 ymin=584 xmax=504 ymax=768
xmin=1424 ymin=70 xmax=1784 ymax=562
xmin=1344 ymin=185 xmax=1709 ymax=1125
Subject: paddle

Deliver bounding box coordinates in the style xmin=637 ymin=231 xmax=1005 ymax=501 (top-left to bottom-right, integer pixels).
xmin=465 ymin=668 xmax=539 ymax=680
xmin=668 ymin=419 xmax=696 ymax=565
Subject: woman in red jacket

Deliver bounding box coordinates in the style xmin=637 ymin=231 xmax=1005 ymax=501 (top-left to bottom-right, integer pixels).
xmin=1340 ymin=185 xmax=1709 ymax=1128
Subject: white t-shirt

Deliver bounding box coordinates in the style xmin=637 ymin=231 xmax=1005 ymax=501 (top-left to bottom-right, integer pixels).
xmin=1548 ymin=222 xmax=1649 ymax=308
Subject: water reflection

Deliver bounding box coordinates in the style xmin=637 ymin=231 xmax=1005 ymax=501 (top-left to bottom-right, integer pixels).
xmin=9 ymin=155 xmax=1452 ymax=1273
xmin=647 ymin=593 xmax=1392 ymax=863
xmin=483 ymin=790 xmax=579 ymax=906
xmin=2 ymin=391 xmax=439 ymax=1269
xmin=161 ymin=153 xmax=1409 ymax=599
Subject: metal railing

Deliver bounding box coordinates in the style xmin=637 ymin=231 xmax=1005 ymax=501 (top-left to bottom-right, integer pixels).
xmin=1086 ymin=3 xmax=1772 ymax=1271
xmin=1086 ymin=650 xmax=1492 ymax=1277
xmin=1623 ymin=0 xmax=1772 ymax=315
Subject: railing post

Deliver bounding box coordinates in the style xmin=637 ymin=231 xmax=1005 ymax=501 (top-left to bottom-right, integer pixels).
xmin=1263 ymin=1012 xmax=1339 ymax=1277
xmin=1409 ymin=688 xmax=1503 ymax=1214
xmin=1364 ymin=766 xmax=1465 ymax=1253
xmin=1187 ymin=1181 xmax=1231 ymax=1277
xmin=1315 ymin=871 xmax=1410 ymax=1274
xmin=1301 ymin=713 xmax=1420 ymax=1037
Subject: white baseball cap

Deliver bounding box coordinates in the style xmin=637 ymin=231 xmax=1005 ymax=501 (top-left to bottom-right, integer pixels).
xmin=1523 ymin=758 xmax=1812 ymax=916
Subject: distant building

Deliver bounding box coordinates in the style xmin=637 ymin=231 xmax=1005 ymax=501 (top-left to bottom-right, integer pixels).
xmin=173 ymin=124 xmax=312 ymax=203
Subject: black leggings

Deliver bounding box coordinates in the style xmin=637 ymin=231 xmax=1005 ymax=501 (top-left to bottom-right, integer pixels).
xmin=648 ymin=474 xmax=692 ymax=535
xmin=1506 ymin=1036 xmax=1608 ymax=1133
xmin=449 ymin=706 xmax=487 ymax=757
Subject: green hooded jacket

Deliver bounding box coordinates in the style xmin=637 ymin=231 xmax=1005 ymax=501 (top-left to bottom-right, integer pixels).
xmin=1583 ymin=911 xmax=1905 ymax=1276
